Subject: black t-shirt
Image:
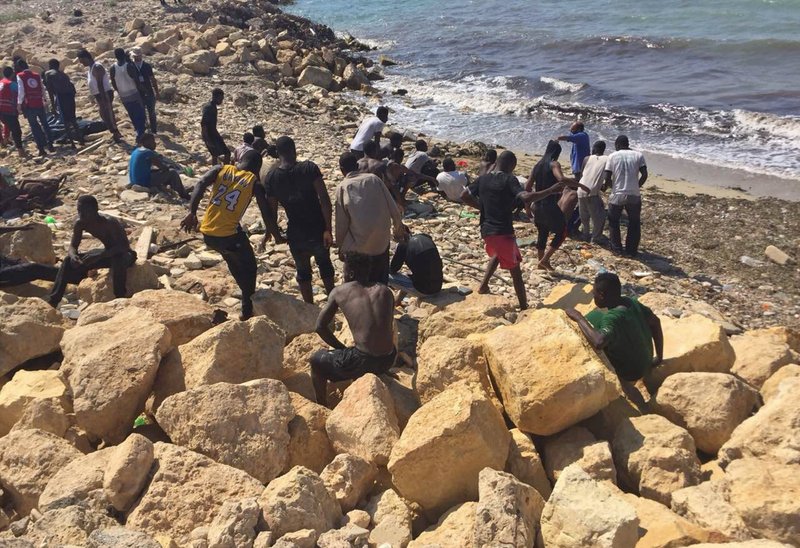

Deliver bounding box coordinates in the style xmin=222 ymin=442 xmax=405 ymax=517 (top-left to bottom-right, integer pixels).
xmin=135 ymin=61 xmax=155 ymax=97
xmin=390 ymin=234 xmax=443 ymax=295
xmin=43 ymin=69 xmax=75 ymax=95
xmin=265 ymin=161 xmax=326 ymax=244
xmin=201 ymin=102 xmax=218 ymax=134
xmin=467 ymin=172 xmax=524 ymax=237
xmin=531 ymin=158 xmax=559 ymax=209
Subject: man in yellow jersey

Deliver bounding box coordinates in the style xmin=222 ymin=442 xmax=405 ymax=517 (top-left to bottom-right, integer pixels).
xmin=180 ymin=150 xmax=274 ymax=320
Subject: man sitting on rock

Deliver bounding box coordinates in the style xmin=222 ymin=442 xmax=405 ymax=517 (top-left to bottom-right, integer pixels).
xmin=48 ymin=195 xmax=136 ymax=307
xmin=309 ymin=251 xmax=397 ymax=406
xmin=0 ymin=225 xmax=60 ymax=288
xmin=566 ymin=271 xmax=663 ymax=383
xmin=128 ymin=132 xmax=190 ymax=199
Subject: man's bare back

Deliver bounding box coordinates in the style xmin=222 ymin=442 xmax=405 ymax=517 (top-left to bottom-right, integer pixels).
xmin=77 ymin=215 xmax=130 ymax=252
xmin=331 ymin=281 xmax=394 ymax=356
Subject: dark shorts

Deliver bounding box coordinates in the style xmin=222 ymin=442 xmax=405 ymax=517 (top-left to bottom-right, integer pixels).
xmin=349 ymin=149 xmax=365 ymax=159
xmin=315 ymin=347 xmax=397 ymax=382
xmin=206 ymin=134 xmax=230 ymax=157
xmin=289 ymin=239 xmax=335 ymax=282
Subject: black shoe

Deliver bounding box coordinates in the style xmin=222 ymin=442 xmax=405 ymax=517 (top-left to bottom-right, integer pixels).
xmin=47 ymin=144 xmax=55 ymax=153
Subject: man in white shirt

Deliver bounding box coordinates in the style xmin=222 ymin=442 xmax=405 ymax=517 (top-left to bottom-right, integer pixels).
xmin=403 ymin=139 xmax=439 ymax=195
xmin=578 ymin=141 xmax=608 ymax=243
xmin=350 ymin=106 xmax=388 ymax=159
xmin=436 ymin=157 xmax=469 ymax=202
xmin=604 ymin=135 xmax=648 ymax=257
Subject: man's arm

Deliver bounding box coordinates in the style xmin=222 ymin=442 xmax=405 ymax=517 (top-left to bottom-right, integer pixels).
xmin=67 ymin=222 xmax=84 ymax=264
xmin=44 ymin=75 xmax=57 ymax=113
xmin=312 ymin=175 xmax=333 ymax=247
xmin=181 ymin=166 xmax=220 ymax=232
xmin=0 ymin=225 xmax=32 ymax=235
xmin=315 ymin=292 xmax=345 ymax=349
xmin=638 ymin=166 xmax=648 ymax=187
xmin=645 ymin=309 xmax=663 ymax=365
xmin=94 ymin=65 xmax=108 ymax=96
xmin=108 ymin=65 xmax=119 ymax=93
xmin=565 ymin=308 xmax=607 ymax=349
xmin=380 ymin=181 xmax=409 ymax=242
xmin=334 ymin=185 xmax=349 ymax=248
xmin=460 ymin=186 xmax=479 ymax=209
xmin=603 ymin=169 xmax=613 ymax=191
xmin=517 ymin=182 xmax=565 ymax=205
xmin=149 ymin=67 xmax=160 ymax=99
xmin=16 ymin=76 xmax=25 ymax=110
xmin=127 ymin=63 xmax=146 ymax=97
xmin=99 ymin=218 xmax=132 ymax=257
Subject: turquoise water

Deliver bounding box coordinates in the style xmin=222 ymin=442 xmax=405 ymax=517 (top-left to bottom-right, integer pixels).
xmin=288 ymin=0 xmax=800 ymax=183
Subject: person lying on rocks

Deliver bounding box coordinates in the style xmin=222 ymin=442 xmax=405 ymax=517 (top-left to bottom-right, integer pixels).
xmin=566 ymin=271 xmax=663 ymax=386
xmin=460 ymin=150 xmax=565 ymax=310
xmin=48 ymin=195 xmax=136 ymax=307
xmin=128 ymin=132 xmax=190 ymax=199
xmin=0 ymin=225 xmax=60 ymax=288
xmin=181 ymin=150 xmax=274 ymax=320
xmin=310 ymin=251 xmax=397 ymax=406
xmin=390 ymin=233 xmax=443 ymax=297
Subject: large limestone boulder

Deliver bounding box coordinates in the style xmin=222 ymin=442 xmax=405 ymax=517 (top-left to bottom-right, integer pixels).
xmin=639 ymin=292 xmax=733 ymax=330
xmin=612 ymin=415 xmax=701 ymax=506
xmin=365 ymin=488 xmax=414 ymax=548
xmin=320 ymin=454 xmax=378 ymax=513
xmin=415 ymin=335 xmax=496 ymax=405
xmin=622 ymin=493 xmax=714 ymax=548
xmin=730 ymin=328 xmax=800 ymax=389
xmin=156 ymin=379 xmax=293 ymax=484
xmin=506 ymin=428 xmax=552 ymax=499
xmin=78 ymin=289 xmax=215 ymax=345
xmin=61 ymin=308 xmax=172 ymax=444
xmin=298 ymin=65 xmax=333 ymax=89
xmin=542 ymin=425 xmax=616 ymax=484
xmin=653 ymin=372 xmax=759 ymax=454
xmin=0 ymin=293 xmax=65 ymax=377
xmin=286 ymin=393 xmax=335 ymax=474
xmin=482 ymin=308 xmax=621 ymax=435
xmin=126 ymin=442 xmax=264 ymax=544
xmin=280 ymin=333 xmax=319 ymax=400
xmin=671 ymin=481 xmax=752 ymax=541
xmin=542 ymin=282 xmax=595 ymax=314
xmin=690 ymin=542 xmax=794 ymax=548
xmin=206 ymin=497 xmax=260 ymax=548
xmin=23 ymin=503 xmax=119 ymax=546
xmin=258 ymin=466 xmax=342 ymax=539
xmin=417 ymin=293 xmax=513 ymax=342
xmin=0 ymin=369 xmax=70 ymax=436
xmin=540 ymin=464 xmax=639 ymax=548
xmin=0 ymin=428 xmax=82 ymax=516
xmin=87 ymin=527 xmax=162 ymax=548
xmin=718 ymin=376 xmax=800 ymax=467
xmin=151 ymin=317 xmax=285 ymax=410
xmin=77 ymin=262 xmax=160 ymax=303
xmin=647 ymin=314 xmax=736 ymax=389
xmin=408 ymin=502 xmax=477 ymax=548
xmin=0 ymin=222 xmax=57 ymax=264
xmin=325 ymin=374 xmax=400 ymax=466
xmin=182 ymin=50 xmax=218 ymax=74
xmin=38 ymin=448 xmax=112 ymax=511
xmin=724 ymin=458 xmax=800 ymax=545
xmin=474 ymin=468 xmax=545 ymax=548
xmin=252 ymin=288 xmax=320 ymax=340
xmin=103 ymin=433 xmax=154 ymax=512
xmin=760 ymin=363 xmax=800 ymax=402
xmin=387 ymin=386 xmax=510 ymax=518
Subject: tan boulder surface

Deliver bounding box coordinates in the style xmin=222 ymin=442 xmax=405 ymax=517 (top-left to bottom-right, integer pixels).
xmin=0 ymin=293 xmax=65 ymax=377
xmin=671 ymin=480 xmax=753 ymax=541
xmin=103 ymin=433 xmax=155 ymax=512
xmin=622 ymin=493 xmax=714 ymax=548
xmin=0 ymin=428 xmax=82 ymax=516
xmin=205 ymin=497 xmax=261 ymax=548
xmin=0 ymin=223 xmax=57 ymax=264
xmin=0 ymin=369 xmax=70 ymax=436
xmin=542 ymin=282 xmax=596 ymax=314
xmin=408 ymin=502 xmax=477 ymax=548
xmin=77 ymin=262 xmax=160 ymax=304
xmin=156 ymin=379 xmax=293 ymax=484
xmin=506 ymin=427 xmax=552 ymax=499
xmin=364 ymin=488 xmax=414 ymax=548
xmin=612 ymin=414 xmax=702 ymax=506
xmin=542 ymin=425 xmax=617 ymax=484
xmin=87 ymin=527 xmax=163 ymax=548
xmin=415 ymin=335 xmax=496 ymax=405
xmin=482 ymin=308 xmax=621 ymax=435
xmin=22 ymin=503 xmax=119 ymax=546
xmin=320 ymin=453 xmax=377 ymax=513
xmin=279 ymin=332 xmax=320 ymax=400
xmin=760 ymin=363 xmax=800 ymax=402
xmin=730 ymin=328 xmax=800 ymax=389
xmin=126 ymin=442 xmax=263 ymax=543
xmin=653 ymin=372 xmax=759 ymax=454
xmin=252 ymin=288 xmax=320 ymax=340
xmin=388 ymin=386 xmax=510 ymax=518
xmin=473 ymin=467 xmax=545 ymax=548
xmin=718 ymin=376 xmax=800 ymax=467
xmin=325 ymin=373 xmax=400 ymax=466
xmin=38 ymin=447 xmax=112 ymax=512
xmin=60 ymin=307 xmax=172 ymax=444
xmin=541 ymin=464 xmax=639 ymax=548
xmin=417 ymin=293 xmax=513 ymax=342
xmin=285 ymin=393 xmax=336 ymax=474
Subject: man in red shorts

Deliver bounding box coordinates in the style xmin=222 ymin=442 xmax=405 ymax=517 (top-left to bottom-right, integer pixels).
xmin=461 ymin=150 xmax=565 ymax=309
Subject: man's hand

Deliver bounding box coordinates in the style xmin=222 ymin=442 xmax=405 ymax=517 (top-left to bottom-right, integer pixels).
xmin=68 ymin=250 xmax=83 ymax=266
xmin=653 ymin=355 xmax=663 ymax=367
xmin=393 ymin=223 xmax=410 ymax=243
xmin=322 ymin=230 xmax=333 ymax=248
xmin=180 ymin=212 xmax=198 ymax=233
xmin=565 ymin=307 xmax=583 ymax=322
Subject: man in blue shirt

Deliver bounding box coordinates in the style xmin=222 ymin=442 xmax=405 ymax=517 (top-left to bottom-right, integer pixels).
xmin=128 ymin=132 xmax=190 ymax=199
xmin=557 ymin=121 xmax=590 ymax=180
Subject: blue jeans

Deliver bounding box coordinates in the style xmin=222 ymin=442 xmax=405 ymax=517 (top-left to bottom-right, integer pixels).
xmin=23 ymin=106 xmax=53 ymax=151
xmin=122 ymin=99 xmax=146 ymax=138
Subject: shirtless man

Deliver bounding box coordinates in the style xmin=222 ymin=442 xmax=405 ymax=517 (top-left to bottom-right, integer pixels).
xmin=309 ymin=251 xmax=396 ymax=406
xmin=48 ymin=195 xmax=136 ymax=307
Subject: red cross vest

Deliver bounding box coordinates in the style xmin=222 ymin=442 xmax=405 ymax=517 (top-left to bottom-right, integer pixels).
xmin=17 ymin=70 xmax=44 ymax=109
xmin=0 ymin=78 xmax=16 ymax=114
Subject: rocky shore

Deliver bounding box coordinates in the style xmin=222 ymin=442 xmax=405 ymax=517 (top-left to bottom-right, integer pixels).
xmin=1 ymin=0 xmax=799 ymax=546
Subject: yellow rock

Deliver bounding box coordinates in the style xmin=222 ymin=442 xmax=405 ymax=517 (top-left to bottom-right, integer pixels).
xmin=730 ymin=327 xmax=799 ymax=389
xmin=542 ymin=282 xmax=595 ymax=315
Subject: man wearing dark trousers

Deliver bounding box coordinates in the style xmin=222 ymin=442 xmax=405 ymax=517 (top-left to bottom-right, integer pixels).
xmin=604 ymin=135 xmax=648 ymax=257
xmin=0 ymin=225 xmax=60 ymax=287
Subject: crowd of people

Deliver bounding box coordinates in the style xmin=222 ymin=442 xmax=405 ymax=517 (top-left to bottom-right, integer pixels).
xmin=0 ymin=46 xmax=660 ymax=402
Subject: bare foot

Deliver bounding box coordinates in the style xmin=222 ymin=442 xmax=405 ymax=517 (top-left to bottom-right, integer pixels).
xmin=477 ymin=285 xmax=491 ymax=295
xmin=537 ymin=260 xmax=555 ymax=271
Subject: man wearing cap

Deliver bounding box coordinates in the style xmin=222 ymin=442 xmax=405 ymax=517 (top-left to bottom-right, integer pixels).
xmin=131 ymin=48 xmax=159 ymax=134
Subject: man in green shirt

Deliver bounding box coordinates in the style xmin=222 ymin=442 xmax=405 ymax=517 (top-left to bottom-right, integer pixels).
xmin=566 ymin=272 xmax=663 ymax=382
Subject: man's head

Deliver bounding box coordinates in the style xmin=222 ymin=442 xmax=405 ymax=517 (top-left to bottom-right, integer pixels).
xmin=48 ymin=59 xmax=60 ymax=71
xmin=495 ymin=150 xmax=517 ymax=173
xmin=570 ymin=121 xmax=585 ymax=134
xmin=544 ymin=140 xmax=562 ymax=161
xmin=343 ymin=252 xmax=372 ymax=285
xmin=592 ymin=141 xmax=606 ymax=156
xmin=442 ymin=157 xmax=456 ymax=172
xmin=77 ymin=195 xmax=100 ymax=221
xmin=138 ymin=132 xmax=156 ymax=150
xmin=593 ymin=271 xmax=621 ymax=308
xmin=363 ymin=140 xmax=380 ymax=159
xmin=2 ymin=66 xmax=13 ymax=79
xmin=414 ymin=139 xmax=428 ymax=152
xmin=376 ymin=106 xmax=389 ymax=123
xmin=252 ymin=137 xmax=267 ymax=155
xmin=76 ymin=49 xmax=93 ymax=67
xmin=237 ymin=149 xmax=263 ymax=176
xmin=114 ymin=48 xmax=127 ymax=64
xmin=211 ymin=88 xmax=224 ymax=105
xmin=242 ymin=132 xmax=254 ymax=145
xmin=392 ymin=148 xmax=404 ymax=163
xmin=252 ymin=125 xmax=265 ymax=139
xmin=275 ymin=136 xmax=296 ymax=163
xmin=131 ymin=48 xmax=143 ymax=64
xmin=389 ymin=131 xmax=402 ymax=147
xmin=14 ymin=59 xmax=28 ymax=72
xmin=339 ymin=152 xmax=359 ymax=175
xmin=615 ymin=135 xmax=630 ymax=150
xmin=484 ymin=149 xmax=497 ymax=164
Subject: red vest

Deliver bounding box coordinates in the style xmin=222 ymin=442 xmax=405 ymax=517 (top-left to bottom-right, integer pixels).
xmin=0 ymin=78 xmax=16 ymax=114
xmin=17 ymin=70 xmax=44 ymax=109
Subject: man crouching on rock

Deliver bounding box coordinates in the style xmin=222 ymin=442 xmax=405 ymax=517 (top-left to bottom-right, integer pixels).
xmin=48 ymin=195 xmax=136 ymax=307
xmin=309 ymin=252 xmax=397 ymax=406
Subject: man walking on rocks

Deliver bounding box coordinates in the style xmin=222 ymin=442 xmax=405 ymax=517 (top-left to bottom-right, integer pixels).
xmin=181 ymin=150 xmax=266 ymax=320
xmin=48 ymin=195 xmax=136 ymax=307
xmin=604 ymin=135 xmax=648 ymax=257
xmin=44 ymin=59 xmax=82 ymax=146
xmin=309 ymin=251 xmax=397 ymax=406
xmin=460 ymin=150 xmax=565 ymax=310
xmin=0 ymin=66 xmax=25 ymax=156
xmin=264 ymin=136 xmax=335 ymax=303
xmin=77 ymin=49 xmax=122 ymax=142
xmin=350 ymin=106 xmax=388 ymax=159
xmin=110 ymin=48 xmax=147 ymax=139
xmin=201 ymin=88 xmax=230 ymax=165
xmin=131 ymin=48 xmax=159 ymax=135
xmin=16 ymin=59 xmax=55 ymax=156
